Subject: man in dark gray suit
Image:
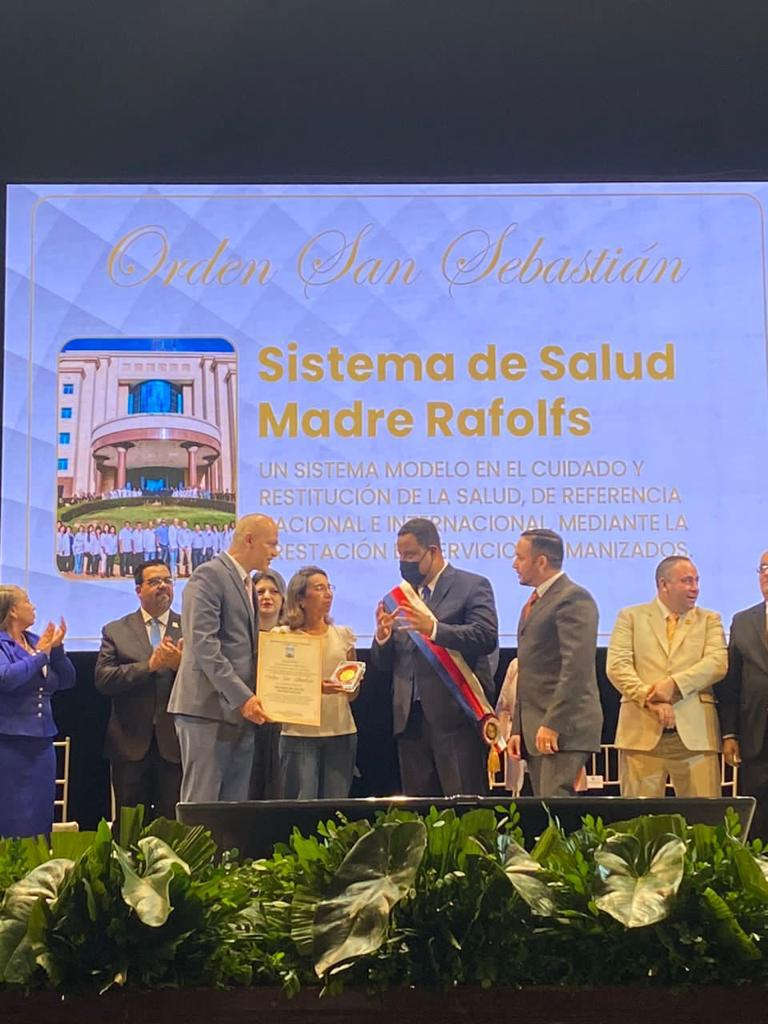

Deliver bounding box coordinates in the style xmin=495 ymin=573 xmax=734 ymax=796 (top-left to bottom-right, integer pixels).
xmin=719 ymin=550 xmax=768 ymax=839
xmin=371 ymin=517 xmax=499 ymax=796
xmin=95 ymin=559 xmax=183 ymax=820
xmin=510 ymin=528 xmax=602 ymax=797
xmin=168 ymin=513 xmax=278 ymax=803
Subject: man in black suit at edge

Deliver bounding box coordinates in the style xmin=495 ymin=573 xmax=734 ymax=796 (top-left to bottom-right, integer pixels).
xmin=719 ymin=549 xmax=768 ymax=839
xmin=95 ymin=559 xmax=183 ymax=821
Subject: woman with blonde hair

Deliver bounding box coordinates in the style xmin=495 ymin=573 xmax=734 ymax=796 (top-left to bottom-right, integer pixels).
xmin=277 ymin=566 xmax=359 ymax=800
xmin=0 ymin=585 xmax=75 ymax=837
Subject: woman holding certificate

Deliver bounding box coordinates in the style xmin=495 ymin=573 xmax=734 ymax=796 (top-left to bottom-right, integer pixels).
xmin=275 ymin=566 xmax=359 ymax=800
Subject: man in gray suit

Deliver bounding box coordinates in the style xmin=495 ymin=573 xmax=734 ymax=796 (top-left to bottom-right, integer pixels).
xmin=168 ymin=513 xmax=279 ymax=803
xmin=510 ymin=528 xmax=602 ymax=797
xmin=372 ymin=517 xmax=499 ymax=796
xmin=719 ymin=550 xmax=768 ymax=839
xmin=95 ymin=559 xmax=183 ymax=820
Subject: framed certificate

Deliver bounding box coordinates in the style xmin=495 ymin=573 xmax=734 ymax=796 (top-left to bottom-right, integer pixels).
xmin=256 ymin=631 xmax=324 ymax=726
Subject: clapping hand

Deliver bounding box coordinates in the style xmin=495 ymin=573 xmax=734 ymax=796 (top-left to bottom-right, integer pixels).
xmin=35 ymin=622 xmax=57 ymax=655
xmin=51 ymin=618 xmax=67 ymax=647
xmin=149 ymin=636 xmax=183 ymax=672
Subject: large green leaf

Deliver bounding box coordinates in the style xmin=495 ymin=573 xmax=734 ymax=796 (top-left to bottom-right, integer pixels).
xmin=496 ymin=835 xmax=557 ymax=917
xmin=0 ymin=858 xmax=73 ymax=983
xmin=49 ymin=831 xmax=99 ymax=862
xmin=702 ymin=886 xmax=760 ymax=960
xmin=310 ymin=820 xmax=426 ymax=977
xmin=117 ymin=805 xmax=146 ymax=849
xmin=141 ymin=819 xmax=217 ymax=876
xmin=607 ymin=814 xmax=688 ymax=845
xmin=730 ymin=844 xmax=768 ymax=901
xmin=113 ymin=837 xmax=190 ymax=927
xmin=531 ymin=821 xmax=569 ymax=866
xmin=594 ymin=834 xmax=685 ymax=928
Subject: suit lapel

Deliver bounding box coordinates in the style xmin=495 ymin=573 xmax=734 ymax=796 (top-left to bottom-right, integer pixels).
xmin=749 ymin=602 xmax=768 ymax=661
xmin=518 ymin=574 xmax=568 ymax=637
xmin=646 ymin=602 xmax=669 ymax=654
xmin=128 ymin=609 xmax=152 ymax=656
xmin=669 ymin=607 xmax=695 ymax=656
xmin=429 ymin=564 xmax=454 ymax=611
xmin=166 ymin=612 xmax=182 ymax=643
xmin=218 ymin=554 xmax=255 ymax=626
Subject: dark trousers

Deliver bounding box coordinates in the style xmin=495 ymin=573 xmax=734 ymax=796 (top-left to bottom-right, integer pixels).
xmin=396 ymin=702 xmax=489 ymax=797
xmin=740 ymin=732 xmax=768 ymax=841
xmin=250 ymin=721 xmax=282 ymax=799
xmin=110 ymin=737 xmax=182 ymax=822
xmin=527 ymin=750 xmax=589 ymax=798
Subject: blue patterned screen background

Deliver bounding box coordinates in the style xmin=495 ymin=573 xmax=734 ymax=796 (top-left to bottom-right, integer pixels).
xmin=4 ymin=184 xmax=767 ymax=646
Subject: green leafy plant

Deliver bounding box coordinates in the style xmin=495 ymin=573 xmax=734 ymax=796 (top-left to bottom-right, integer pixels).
xmin=3 ymin=804 xmax=768 ymax=997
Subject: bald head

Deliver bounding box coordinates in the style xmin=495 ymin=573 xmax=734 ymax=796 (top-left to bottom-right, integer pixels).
xmin=229 ymin=514 xmax=279 ymax=572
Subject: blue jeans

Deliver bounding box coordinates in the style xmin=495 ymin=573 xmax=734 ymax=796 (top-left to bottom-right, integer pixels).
xmin=279 ymin=733 xmax=357 ymax=800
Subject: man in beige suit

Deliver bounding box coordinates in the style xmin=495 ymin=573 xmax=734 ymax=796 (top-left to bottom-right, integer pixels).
xmin=606 ymin=556 xmax=727 ymax=797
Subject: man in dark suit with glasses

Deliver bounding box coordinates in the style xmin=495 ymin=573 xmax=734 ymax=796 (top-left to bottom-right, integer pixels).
xmin=95 ymin=559 xmax=183 ymax=821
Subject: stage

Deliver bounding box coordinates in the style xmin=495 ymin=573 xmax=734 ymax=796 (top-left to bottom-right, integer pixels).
xmin=177 ymin=795 xmax=756 ymax=859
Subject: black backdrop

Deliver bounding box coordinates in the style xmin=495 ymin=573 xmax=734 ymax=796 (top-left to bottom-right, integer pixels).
xmin=2 ymin=0 xmax=766 ymax=824
xmin=2 ymin=0 xmax=768 ymax=183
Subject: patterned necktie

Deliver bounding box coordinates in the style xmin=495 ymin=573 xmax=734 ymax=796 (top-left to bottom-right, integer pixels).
xmin=421 ymin=584 xmax=431 ymax=604
xmin=666 ymin=612 xmax=679 ymax=645
xmin=149 ymin=618 xmax=162 ymax=649
xmin=522 ymin=590 xmax=539 ymax=622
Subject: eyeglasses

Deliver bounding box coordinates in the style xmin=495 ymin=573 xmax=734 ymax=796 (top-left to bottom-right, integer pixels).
xmin=143 ymin=576 xmax=173 ymax=587
xmin=757 ymin=566 xmax=768 ymax=575
xmin=308 ymin=583 xmax=335 ymax=594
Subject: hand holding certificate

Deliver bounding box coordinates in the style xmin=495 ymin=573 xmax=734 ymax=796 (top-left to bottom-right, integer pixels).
xmin=256 ymin=630 xmax=324 ymax=726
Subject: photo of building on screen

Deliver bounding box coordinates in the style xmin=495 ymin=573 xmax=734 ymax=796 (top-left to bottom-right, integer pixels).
xmin=55 ymin=338 xmax=237 ymax=580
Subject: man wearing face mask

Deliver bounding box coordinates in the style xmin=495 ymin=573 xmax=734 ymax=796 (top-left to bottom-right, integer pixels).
xmin=371 ymin=517 xmax=499 ymax=796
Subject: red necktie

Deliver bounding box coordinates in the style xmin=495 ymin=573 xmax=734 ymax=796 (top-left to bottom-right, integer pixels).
xmin=522 ymin=590 xmax=539 ymax=622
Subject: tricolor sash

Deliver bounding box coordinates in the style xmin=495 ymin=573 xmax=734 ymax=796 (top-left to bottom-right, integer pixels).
xmin=383 ymin=581 xmax=505 ymax=757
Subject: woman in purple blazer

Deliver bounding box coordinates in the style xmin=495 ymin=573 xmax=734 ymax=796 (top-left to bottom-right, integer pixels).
xmin=0 ymin=586 xmax=75 ymax=837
